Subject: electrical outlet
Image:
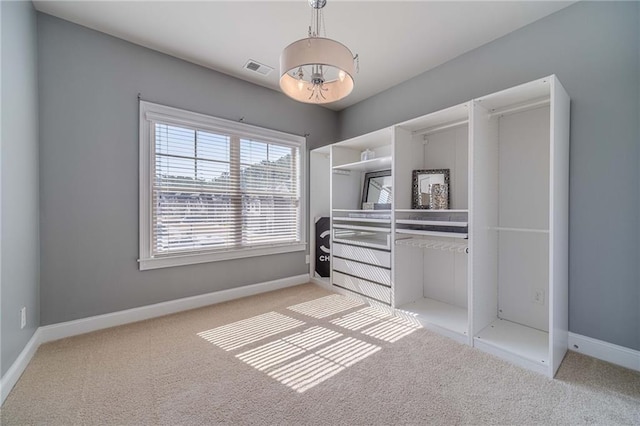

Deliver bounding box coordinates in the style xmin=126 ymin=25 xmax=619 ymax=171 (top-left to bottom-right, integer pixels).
xmin=20 ymin=307 xmax=27 ymax=329
xmin=533 ymin=289 xmax=545 ymax=305
xmin=305 ymin=254 xmax=310 ymax=264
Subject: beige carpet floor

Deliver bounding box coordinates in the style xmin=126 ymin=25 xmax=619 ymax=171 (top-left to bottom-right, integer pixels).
xmin=2 ymin=283 xmax=639 ymax=425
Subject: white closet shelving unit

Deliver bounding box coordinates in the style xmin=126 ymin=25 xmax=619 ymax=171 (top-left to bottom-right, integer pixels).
xmin=308 ymin=75 xmax=569 ymax=377
xmin=393 ymin=102 xmax=472 ymax=344
xmin=329 ymin=128 xmax=394 ymax=307
xmin=471 ymin=76 xmax=569 ymax=377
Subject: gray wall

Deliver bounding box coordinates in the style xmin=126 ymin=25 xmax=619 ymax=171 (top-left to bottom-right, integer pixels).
xmin=1 ymin=1 xmax=41 ymax=376
xmin=339 ymin=2 xmax=640 ymax=350
xmin=37 ymin=14 xmax=338 ymax=325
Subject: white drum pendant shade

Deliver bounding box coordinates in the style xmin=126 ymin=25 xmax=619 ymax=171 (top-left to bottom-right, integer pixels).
xmin=280 ymin=37 xmax=355 ymax=104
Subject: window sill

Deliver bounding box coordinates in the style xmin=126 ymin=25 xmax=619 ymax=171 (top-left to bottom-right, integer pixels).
xmin=138 ymin=243 xmax=306 ymax=271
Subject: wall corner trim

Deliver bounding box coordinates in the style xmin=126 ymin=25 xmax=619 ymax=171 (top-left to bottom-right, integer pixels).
xmin=0 ymin=274 xmax=309 ymax=405
xmin=568 ymin=332 xmax=640 ymax=372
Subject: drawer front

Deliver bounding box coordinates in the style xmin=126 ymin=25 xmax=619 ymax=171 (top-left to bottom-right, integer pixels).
xmin=333 ymin=271 xmax=392 ymax=304
xmin=333 ymin=243 xmax=391 ymax=268
xmin=333 ymin=257 xmax=391 ymax=286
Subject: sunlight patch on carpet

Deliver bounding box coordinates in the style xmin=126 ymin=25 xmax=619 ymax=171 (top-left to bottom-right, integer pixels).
xmin=268 ymin=337 xmax=381 ymax=393
xmin=236 ymin=327 xmax=343 ymax=371
xmin=236 ymin=340 xmax=306 ymax=371
xmin=202 ymin=295 xmax=417 ymax=394
xmin=286 ymin=294 xmax=364 ymax=318
xmin=281 ymin=326 xmax=343 ymax=350
xmin=269 ymin=354 xmax=345 ymax=393
xmin=315 ymin=337 xmax=381 ymax=367
xmin=330 ymin=306 xmax=393 ymax=331
xmin=360 ymin=316 xmax=421 ymax=343
xmin=197 ymin=312 xmax=305 ymax=351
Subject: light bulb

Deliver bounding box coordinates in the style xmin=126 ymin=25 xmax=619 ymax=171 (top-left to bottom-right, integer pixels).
xmin=338 ymin=70 xmax=346 ymax=82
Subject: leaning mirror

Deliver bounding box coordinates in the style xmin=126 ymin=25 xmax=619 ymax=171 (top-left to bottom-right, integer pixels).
xmin=412 ymin=169 xmax=450 ymax=209
xmin=361 ymin=170 xmax=392 ymax=210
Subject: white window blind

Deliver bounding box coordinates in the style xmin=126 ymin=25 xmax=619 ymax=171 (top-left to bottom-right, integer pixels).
xmin=139 ymin=101 xmax=305 ymax=270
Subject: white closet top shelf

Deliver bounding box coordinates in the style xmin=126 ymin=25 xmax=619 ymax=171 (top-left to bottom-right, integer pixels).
xmin=332 ymin=156 xmax=392 ymax=172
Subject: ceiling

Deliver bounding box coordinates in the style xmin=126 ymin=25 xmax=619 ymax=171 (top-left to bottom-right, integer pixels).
xmin=33 ymin=1 xmax=574 ymax=111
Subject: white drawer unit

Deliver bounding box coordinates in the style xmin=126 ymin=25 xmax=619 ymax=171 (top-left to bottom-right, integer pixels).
xmin=333 ymin=271 xmax=392 ymax=305
xmin=333 ymin=243 xmax=391 ymax=268
xmin=333 ymin=257 xmax=391 ymax=286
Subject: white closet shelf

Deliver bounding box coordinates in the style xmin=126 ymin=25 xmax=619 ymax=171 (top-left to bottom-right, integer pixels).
xmin=475 ymin=319 xmax=549 ymax=365
xmin=333 ymin=224 xmax=391 ymax=233
xmin=397 ymin=297 xmax=468 ymax=336
xmin=333 ymin=217 xmax=391 ymax=224
xmin=396 ymin=219 xmax=468 ymax=227
xmin=333 ymin=209 xmax=392 ymax=213
xmin=395 ymin=238 xmax=468 ymax=253
xmin=491 ymin=227 xmax=549 ymax=234
xmin=332 ymin=156 xmax=392 ymax=172
xmin=395 ymin=209 xmax=468 ymax=213
xmin=395 ymin=229 xmax=467 ymax=239
xmin=333 ymin=234 xmax=391 ymax=251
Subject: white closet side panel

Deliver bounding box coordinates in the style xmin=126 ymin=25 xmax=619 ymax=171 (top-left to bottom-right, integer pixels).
xmin=453 ymin=126 xmax=469 ymax=210
xmin=470 ymin=102 xmax=499 ymax=335
xmin=498 ymin=232 xmax=550 ymax=331
xmin=393 ymin=127 xmax=420 ymax=210
xmin=310 ymin=150 xmax=331 ymax=281
xmin=498 ymin=106 xmax=550 ymax=230
xmin=310 ymin=151 xmax=330 ymax=217
xmin=423 ymin=250 xmax=468 ymax=309
xmin=550 ymin=77 xmax=570 ymax=375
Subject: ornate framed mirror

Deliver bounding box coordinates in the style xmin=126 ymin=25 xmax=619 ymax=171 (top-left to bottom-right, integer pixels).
xmin=411 ymin=169 xmax=450 ymax=209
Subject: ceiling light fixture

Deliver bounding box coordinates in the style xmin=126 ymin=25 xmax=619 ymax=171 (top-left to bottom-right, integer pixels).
xmin=279 ymin=0 xmax=358 ymax=104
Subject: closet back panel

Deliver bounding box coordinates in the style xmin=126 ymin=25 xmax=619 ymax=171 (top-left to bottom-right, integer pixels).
xmin=332 ymin=172 xmax=363 ymax=211
xmin=424 ymin=250 xmax=468 ymax=309
xmin=498 ymin=232 xmax=550 ymax=331
xmin=393 ymin=244 xmax=424 ymax=307
xmin=393 ymin=127 xmax=420 ymax=210
xmin=498 ymin=106 xmax=550 ymax=230
xmin=496 ymin=105 xmax=551 ymax=332
xmin=421 ymin=126 xmax=469 ymax=210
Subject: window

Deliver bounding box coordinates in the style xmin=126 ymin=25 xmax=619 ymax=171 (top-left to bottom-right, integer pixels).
xmin=139 ymin=101 xmax=305 ymax=270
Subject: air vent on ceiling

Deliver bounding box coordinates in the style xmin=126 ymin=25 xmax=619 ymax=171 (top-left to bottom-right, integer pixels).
xmin=243 ymin=59 xmax=274 ymax=76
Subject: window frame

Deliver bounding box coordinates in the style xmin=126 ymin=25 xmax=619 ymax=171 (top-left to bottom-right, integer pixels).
xmin=139 ymin=101 xmax=306 ymax=271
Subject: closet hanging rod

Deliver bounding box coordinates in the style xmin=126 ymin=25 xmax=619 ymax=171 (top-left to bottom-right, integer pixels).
xmin=412 ymin=119 xmax=469 ymax=137
xmin=487 ymin=96 xmax=550 ymax=118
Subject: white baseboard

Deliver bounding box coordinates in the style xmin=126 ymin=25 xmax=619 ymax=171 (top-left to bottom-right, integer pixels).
xmin=39 ymin=274 xmax=309 ymax=344
xmin=0 ymin=329 xmax=41 ymax=405
xmin=569 ymin=332 xmax=640 ymax=372
xmin=0 ymin=274 xmax=309 ymax=405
